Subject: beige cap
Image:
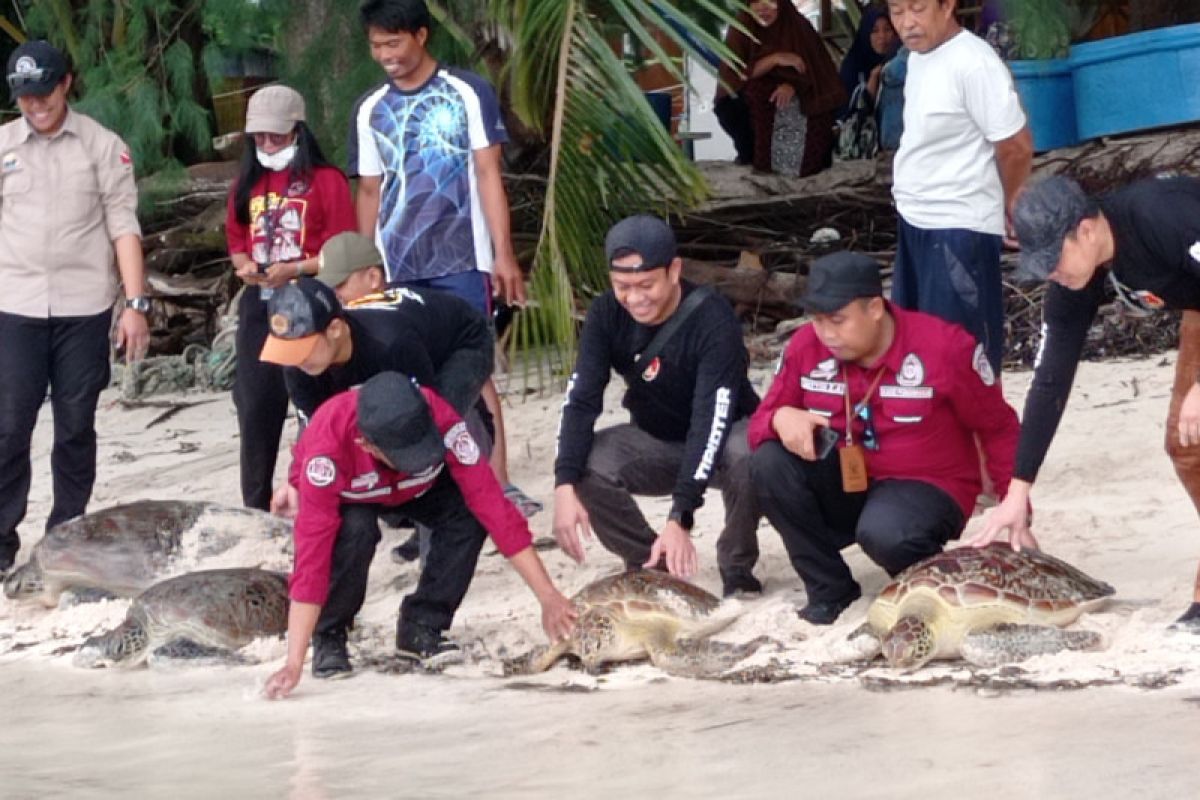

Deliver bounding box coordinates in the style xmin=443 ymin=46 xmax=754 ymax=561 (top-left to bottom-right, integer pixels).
xmin=316 ymin=232 xmax=385 ymax=288
xmin=245 ymin=85 xmax=306 ymax=135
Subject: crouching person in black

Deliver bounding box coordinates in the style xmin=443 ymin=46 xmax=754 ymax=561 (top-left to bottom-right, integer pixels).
xmin=263 ymin=373 xmax=575 ymax=699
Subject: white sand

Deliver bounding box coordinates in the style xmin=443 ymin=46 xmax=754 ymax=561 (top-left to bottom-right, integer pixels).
xmin=3 ymin=354 xmax=1200 ymax=797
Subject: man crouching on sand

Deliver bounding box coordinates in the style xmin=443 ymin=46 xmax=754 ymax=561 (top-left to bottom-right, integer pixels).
xmin=264 ymin=372 xmax=575 ymax=699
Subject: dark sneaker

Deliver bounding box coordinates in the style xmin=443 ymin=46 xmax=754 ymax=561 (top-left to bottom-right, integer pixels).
xmin=390 ymin=532 xmax=422 ymax=564
xmin=1168 ymin=601 xmax=1200 ymax=634
xmin=396 ymin=622 xmax=462 ymax=663
xmin=720 ymin=567 xmax=763 ymax=598
xmin=797 ymin=586 xmax=862 ymax=626
xmin=311 ymin=630 xmax=352 ymax=679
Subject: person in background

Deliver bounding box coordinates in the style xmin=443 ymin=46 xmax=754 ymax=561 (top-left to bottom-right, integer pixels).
xmin=714 ymin=0 xmax=846 ymax=176
xmin=0 ymin=41 xmax=149 ymax=575
xmin=225 ymin=84 xmax=355 ymax=510
xmin=838 ymin=6 xmax=899 ymax=115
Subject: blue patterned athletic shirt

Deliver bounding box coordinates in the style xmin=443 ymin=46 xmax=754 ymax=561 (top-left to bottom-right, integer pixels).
xmin=347 ymin=66 xmax=508 ymax=284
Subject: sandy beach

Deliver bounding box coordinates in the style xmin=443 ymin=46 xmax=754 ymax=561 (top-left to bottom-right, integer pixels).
xmin=3 ymin=352 xmax=1199 ymax=798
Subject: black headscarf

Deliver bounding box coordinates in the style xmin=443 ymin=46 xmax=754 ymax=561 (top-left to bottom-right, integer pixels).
xmin=838 ymin=7 xmax=896 ymax=99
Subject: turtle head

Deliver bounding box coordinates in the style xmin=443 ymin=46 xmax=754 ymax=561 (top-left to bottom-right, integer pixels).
xmin=3 ymin=562 xmax=45 ymax=601
xmin=74 ymin=620 xmax=149 ymax=669
xmin=881 ymin=615 xmax=936 ymax=669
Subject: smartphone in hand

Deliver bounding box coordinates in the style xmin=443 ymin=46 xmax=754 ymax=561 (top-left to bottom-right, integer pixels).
xmin=813 ymin=426 xmax=840 ymax=460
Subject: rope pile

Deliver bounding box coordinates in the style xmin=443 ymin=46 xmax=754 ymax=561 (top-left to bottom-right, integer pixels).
xmin=112 ymin=321 xmax=238 ymax=400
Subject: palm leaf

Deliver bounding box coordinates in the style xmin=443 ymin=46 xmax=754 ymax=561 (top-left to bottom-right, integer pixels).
xmin=496 ymin=0 xmax=743 ymax=389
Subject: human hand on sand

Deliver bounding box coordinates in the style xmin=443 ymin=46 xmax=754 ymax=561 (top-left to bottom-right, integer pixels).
xmin=645 ymin=523 xmax=697 ymax=578
xmin=264 ymin=663 xmax=302 ymax=700
xmin=552 ymin=485 xmax=592 ymax=563
xmin=1177 ymin=383 xmax=1200 ymax=447
xmin=270 ymin=484 xmax=298 ymax=518
xmin=970 ymin=482 xmax=1040 ymax=552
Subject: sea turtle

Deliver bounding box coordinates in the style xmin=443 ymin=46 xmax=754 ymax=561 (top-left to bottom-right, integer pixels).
xmin=848 ymin=544 xmax=1115 ymax=669
xmin=517 ymin=570 xmax=764 ymax=678
xmin=3 ymin=500 xmax=292 ymax=606
xmin=74 ymin=568 xmax=289 ymax=669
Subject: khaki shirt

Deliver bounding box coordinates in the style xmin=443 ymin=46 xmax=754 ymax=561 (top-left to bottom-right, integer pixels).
xmin=0 ymin=109 xmax=141 ymax=318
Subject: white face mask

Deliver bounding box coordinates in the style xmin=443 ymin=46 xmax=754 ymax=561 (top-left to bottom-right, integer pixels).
xmin=256 ymin=143 xmax=297 ymax=171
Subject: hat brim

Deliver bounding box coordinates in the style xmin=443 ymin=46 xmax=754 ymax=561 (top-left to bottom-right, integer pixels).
xmin=11 ymin=77 xmax=61 ymax=100
xmin=244 ymin=116 xmax=297 ymax=135
xmin=1014 ymin=244 xmax=1061 ymax=284
xmin=259 ymin=334 xmax=321 ymax=366
xmin=797 ymin=293 xmax=868 ymax=314
xmin=377 ymin=428 xmax=444 ymax=474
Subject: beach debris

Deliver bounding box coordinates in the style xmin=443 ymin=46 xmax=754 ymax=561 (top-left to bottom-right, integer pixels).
xmin=73 ymin=568 xmax=288 ymax=669
xmin=3 ymin=500 xmax=292 ymax=606
xmin=511 ymin=570 xmax=768 ymax=678
xmin=845 ymin=544 xmax=1114 ymax=669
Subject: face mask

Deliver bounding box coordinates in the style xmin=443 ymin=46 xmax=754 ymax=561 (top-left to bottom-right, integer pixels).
xmin=256 ymin=143 xmax=297 ymax=172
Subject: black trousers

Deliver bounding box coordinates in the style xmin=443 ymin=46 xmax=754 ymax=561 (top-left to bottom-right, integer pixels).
xmin=576 ymin=421 xmax=760 ymax=574
xmin=0 ymin=310 xmax=112 ymax=565
xmin=751 ymin=441 xmax=965 ymax=604
xmin=233 ymin=287 xmax=290 ymax=510
xmin=715 ymin=94 xmax=754 ymax=165
xmin=315 ymin=471 xmax=488 ymax=637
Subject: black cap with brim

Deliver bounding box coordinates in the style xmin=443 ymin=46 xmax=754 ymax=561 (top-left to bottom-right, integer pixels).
xmin=1011 ymin=175 xmax=1093 ymax=284
xmin=798 ymin=251 xmax=884 ymax=313
xmin=357 ymin=372 xmax=444 ymax=474
xmin=7 ymin=41 xmax=68 ymax=100
xmin=605 ymin=214 xmax=676 ymax=272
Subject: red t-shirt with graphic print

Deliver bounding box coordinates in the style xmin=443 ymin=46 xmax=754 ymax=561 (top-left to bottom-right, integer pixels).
xmin=224 ymin=165 xmax=355 ymax=263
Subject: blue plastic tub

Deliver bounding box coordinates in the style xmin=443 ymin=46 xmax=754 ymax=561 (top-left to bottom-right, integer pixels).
xmin=1010 ymin=58 xmax=1079 ymax=152
xmin=1071 ymin=23 xmax=1200 ymax=139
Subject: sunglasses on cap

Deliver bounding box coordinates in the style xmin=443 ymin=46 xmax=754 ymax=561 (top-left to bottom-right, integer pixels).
xmin=854 ymin=401 xmax=879 ymax=452
xmin=7 ymin=67 xmax=51 ymax=91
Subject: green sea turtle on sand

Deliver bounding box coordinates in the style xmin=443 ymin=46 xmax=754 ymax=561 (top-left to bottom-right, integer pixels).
xmin=848 ymin=544 xmax=1114 ymax=669
xmin=74 ymin=568 xmax=289 ymax=668
xmin=516 ymin=570 xmax=765 ymax=677
xmin=3 ymin=500 xmax=291 ymax=606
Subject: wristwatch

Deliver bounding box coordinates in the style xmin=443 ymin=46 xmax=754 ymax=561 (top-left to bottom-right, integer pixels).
xmin=124 ymin=296 xmax=151 ymax=314
xmin=667 ymin=508 xmax=694 ymax=531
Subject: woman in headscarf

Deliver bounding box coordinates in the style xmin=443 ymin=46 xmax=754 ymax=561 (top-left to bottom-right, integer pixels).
xmin=837 ymin=6 xmax=899 ymax=115
xmin=714 ymin=0 xmax=846 ymax=176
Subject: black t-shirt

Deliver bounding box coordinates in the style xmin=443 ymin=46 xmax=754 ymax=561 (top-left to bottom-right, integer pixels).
xmin=1015 ymin=176 xmax=1200 ymax=481
xmin=285 ymin=287 xmax=493 ymax=423
xmin=555 ymin=281 xmax=759 ymax=516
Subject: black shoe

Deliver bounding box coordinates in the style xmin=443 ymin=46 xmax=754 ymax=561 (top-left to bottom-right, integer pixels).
xmin=390 ymin=532 xmax=422 ymax=564
xmin=797 ymin=586 xmax=862 ymax=626
xmin=720 ymin=567 xmax=763 ymax=598
xmin=396 ymin=622 xmax=461 ymax=662
xmin=311 ymin=630 xmax=352 ymax=679
xmin=1169 ymin=601 xmax=1200 ymax=633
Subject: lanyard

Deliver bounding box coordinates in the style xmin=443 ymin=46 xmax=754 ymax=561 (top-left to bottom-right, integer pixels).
xmin=841 ymin=366 xmax=885 ymax=446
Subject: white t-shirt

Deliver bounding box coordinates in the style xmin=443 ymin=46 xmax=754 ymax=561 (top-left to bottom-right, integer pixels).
xmin=893 ymin=30 xmax=1026 ymax=235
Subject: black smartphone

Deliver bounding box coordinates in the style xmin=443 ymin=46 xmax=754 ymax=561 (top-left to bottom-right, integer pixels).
xmin=813 ymin=426 xmax=839 ymax=460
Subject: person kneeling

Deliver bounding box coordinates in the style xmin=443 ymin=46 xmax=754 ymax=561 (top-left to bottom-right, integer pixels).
xmin=264 ymin=372 xmax=574 ymax=699
xmin=748 ymin=252 xmax=1020 ymax=625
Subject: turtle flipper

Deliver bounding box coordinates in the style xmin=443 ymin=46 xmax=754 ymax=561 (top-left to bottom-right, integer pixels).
xmin=960 ymin=623 xmax=1103 ymax=668
xmin=148 ymin=638 xmax=249 ymax=668
xmin=58 ymin=587 xmax=120 ymax=607
xmin=646 ymin=636 xmax=775 ymax=679
xmin=845 ymin=621 xmax=883 ymax=661
xmin=512 ymin=641 xmax=572 ymax=675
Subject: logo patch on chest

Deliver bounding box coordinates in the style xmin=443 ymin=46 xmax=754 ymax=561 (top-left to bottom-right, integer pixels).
xmin=641 ymin=356 xmax=661 ymax=382
xmin=896 ymin=353 xmax=925 ymax=387
xmin=1 ymin=152 xmax=19 ymax=173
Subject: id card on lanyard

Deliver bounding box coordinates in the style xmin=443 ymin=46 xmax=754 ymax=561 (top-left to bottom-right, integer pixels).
xmin=839 ymin=366 xmax=884 ymax=493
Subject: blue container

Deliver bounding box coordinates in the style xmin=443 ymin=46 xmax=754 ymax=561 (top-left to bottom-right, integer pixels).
xmin=1071 ymin=23 xmax=1200 ymax=139
xmin=1010 ymin=58 xmax=1078 ymax=152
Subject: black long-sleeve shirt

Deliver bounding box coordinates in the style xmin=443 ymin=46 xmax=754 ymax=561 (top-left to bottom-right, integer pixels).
xmin=285 ymin=287 xmax=494 ymax=424
xmin=1016 ymin=177 xmax=1200 ymax=481
xmin=555 ymin=282 xmax=759 ymax=516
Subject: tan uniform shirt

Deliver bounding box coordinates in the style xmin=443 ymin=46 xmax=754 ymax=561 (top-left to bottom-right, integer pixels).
xmin=0 ymin=109 xmax=141 ymax=318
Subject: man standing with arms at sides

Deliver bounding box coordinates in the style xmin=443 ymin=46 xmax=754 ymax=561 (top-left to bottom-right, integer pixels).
xmin=553 ymin=216 xmax=762 ymax=597
xmin=348 ymin=0 xmax=539 ymax=518
xmin=0 ymin=41 xmax=149 ymax=575
xmin=887 ymin=0 xmax=1033 ymax=373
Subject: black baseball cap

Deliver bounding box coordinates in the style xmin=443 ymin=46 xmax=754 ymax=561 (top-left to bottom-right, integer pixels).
xmin=1012 ymin=175 xmax=1096 ymax=282
xmin=605 ymin=215 xmax=677 ymax=272
xmin=259 ymin=278 xmax=343 ymax=365
xmin=7 ymin=41 xmax=69 ymax=100
xmin=357 ymin=372 xmax=444 ymax=473
xmin=798 ymin=252 xmax=884 ymax=313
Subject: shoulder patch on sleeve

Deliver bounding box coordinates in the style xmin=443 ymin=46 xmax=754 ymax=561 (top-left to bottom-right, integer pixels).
xmin=444 ymin=421 xmax=480 ymax=465
xmin=972 ymin=343 xmax=996 ymax=387
xmin=119 ymin=149 xmax=132 ymax=167
xmin=305 ymin=456 xmax=337 ymax=487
